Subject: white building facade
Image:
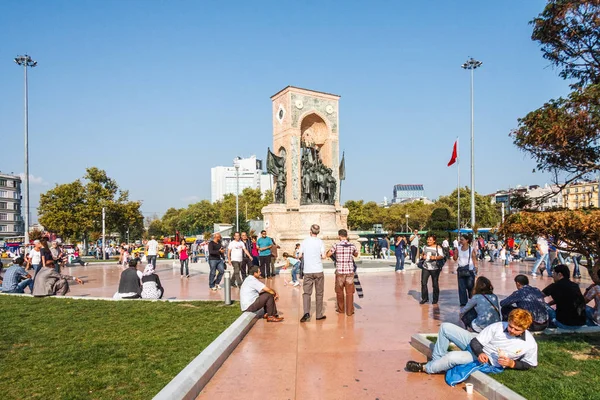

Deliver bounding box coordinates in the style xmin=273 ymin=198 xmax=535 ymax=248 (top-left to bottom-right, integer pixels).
xmin=0 ymin=172 xmax=25 ymax=240
xmin=211 ymin=156 xmax=273 ymax=203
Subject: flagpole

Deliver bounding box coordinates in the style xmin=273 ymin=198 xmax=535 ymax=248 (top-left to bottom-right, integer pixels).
xmin=457 ymin=137 xmax=460 ymax=234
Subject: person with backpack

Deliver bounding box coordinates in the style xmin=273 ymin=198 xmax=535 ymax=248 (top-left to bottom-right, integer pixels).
xmin=454 ymin=233 xmax=478 ymax=307
xmin=419 ymin=234 xmax=446 ymax=305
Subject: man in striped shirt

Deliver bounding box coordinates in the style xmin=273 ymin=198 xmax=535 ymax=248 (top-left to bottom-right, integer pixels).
xmin=327 ymin=229 xmax=359 ymax=316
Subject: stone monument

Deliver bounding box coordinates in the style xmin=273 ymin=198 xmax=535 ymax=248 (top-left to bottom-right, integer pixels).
xmin=262 ymin=86 xmax=350 ymax=253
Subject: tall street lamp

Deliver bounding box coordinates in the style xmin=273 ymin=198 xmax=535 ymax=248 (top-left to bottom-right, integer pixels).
xmin=405 ymin=214 xmax=409 ymax=233
xmin=234 ymin=157 xmax=241 ymax=232
xmin=14 ymin=54 xmax=37 ymax=246
xmin=461 ymin=57 xmax=482 ymax=228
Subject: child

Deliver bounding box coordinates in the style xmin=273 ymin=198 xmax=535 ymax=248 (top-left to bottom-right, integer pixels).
xmin=282 ymin=252 xmax=301 ymax=287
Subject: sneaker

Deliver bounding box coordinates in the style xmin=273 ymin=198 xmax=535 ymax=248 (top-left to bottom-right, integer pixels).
xmin=396 ymin=270 xmax=402 ymax=273
xmin=210 ymin=287 xmax=217 ymax=291
xmin=216 ymin=284 xmax=222 ymax=290
xmin=85 ymin=262 xmax=89 ymax=266
xmin=406 ymin=361 xmax=425 ymax=373
xmin=186 ymin=275 xmax=190 ymax=278
xmin=531 ymin=272 xmax=538 ymax=277
xmin=293 ymin=281 xmax=300 ymax=287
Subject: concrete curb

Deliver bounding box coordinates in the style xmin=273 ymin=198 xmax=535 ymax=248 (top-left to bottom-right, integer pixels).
xmin=0 ymin=292 xmax=222 ymax=302
xmin=152 ymin=311 xmax=259 ymax=400
xmin=410 ymin=333 xmax=527 ymax=400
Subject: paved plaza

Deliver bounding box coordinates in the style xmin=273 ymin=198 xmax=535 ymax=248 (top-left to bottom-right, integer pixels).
xmin=62 ymin=259 xmax=593 ymax=399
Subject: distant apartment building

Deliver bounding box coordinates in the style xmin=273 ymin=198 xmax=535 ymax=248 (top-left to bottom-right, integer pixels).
xmin=392 ymin=184 xmax=425 ymax=204
xmin=526 ymin=184 xmax=563 ymax=211
xmin=211 ymin=156 xmax=273 ymax=203
xmin=0 ymin=172 xmax=24 ymax=239
xmin=563 ymin=180 xmax=599 ymax=209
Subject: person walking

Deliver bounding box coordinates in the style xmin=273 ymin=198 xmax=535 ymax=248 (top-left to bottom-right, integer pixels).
xmin=394 ymin=235 xmax=407 ymax=272
xmin=208 ymin=233 xmax=226 ymax=291
xmin=327 ymin=229 xmax=359 ymax=316
xmin=410 ymin=229 xmax=420 ymax=264
xmin=146 ymin=236 xmax=159 ymax=268
xmin=240 ymin=232 xmax=253 ymax=280
xmin=300 ymin=224 xmax=326 ymax=322
xmin=519 ymin=237 xmax=529 ymax=261
xmin=228 ymin=232 xmax=253 ymax=288
xmin=454 ymin=233 xmax=478 ymax=307
xmin=257 ymin=230 xmax=274 ymax=278
xmin=419 ymin=234 xmax=445 ymax=305
xmin=531 ymin=235 xmax=550 ymax=277
xmin=441 ymin=237 xmax=450 ymax=260
xmin=178 ymin=239 xmax=190 ymax=278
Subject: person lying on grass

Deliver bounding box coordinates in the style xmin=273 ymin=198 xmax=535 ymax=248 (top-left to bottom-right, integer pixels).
xmin=406 ymin=309 xmax=537 ymax=374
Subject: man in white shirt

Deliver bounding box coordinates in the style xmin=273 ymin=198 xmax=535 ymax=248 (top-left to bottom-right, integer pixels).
xmin=407 ymin=309 xmax=538 ymax=374
xmin=441 ymin=237 xmax=450 ymax=260
xmin=26 ymin=240 xmax=43 ymax=278
xmin=227 ymin=232 xmax=253 ymax=287
xmin=146 ymin=236 xmax=159 ymax=269
xmin=532 ymin=235 xmax=550 ymax=277
xmin=240 ymin=266 xmax=283 ymax=322
xmin=410 ymin=230 xmax=420 ymax=263
xmin=299 ymin=224 xmax=326 ymax=323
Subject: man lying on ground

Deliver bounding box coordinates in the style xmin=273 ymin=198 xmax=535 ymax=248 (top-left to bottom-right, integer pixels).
xmin=406 ymin=309 xmax=537 ymax=374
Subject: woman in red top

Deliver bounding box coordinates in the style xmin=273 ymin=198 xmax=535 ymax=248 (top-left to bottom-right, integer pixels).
xmin=178 ymin=239 xmax=189 ymax=278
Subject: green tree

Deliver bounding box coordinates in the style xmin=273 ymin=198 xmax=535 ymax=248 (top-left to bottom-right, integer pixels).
xmin=436 ymin=188 xmax=501 ymax=228
xmin=427 ymin=207 xmax=454 ymax=241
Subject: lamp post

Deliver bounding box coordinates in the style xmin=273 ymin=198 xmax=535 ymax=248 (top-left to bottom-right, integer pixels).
xmin=14 ymin=54 xmax=37 ymax=246
xmin=234 ymin=157 xmax=240 ymax=232
xmin=461 ymin=57 xmax=482 ymax=228
xmin=405 ymin=214 xmax=409 ymax=233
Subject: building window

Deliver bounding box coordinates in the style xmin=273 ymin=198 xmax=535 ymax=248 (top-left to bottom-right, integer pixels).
xmin=0 ymin=190 xmax=6 ymax=198
xmin=0 ymin=225 xmax=7 ymax=232
xmin=0 ymin=202 xmax=6 ymax=210
xmin=13 ymin=203 xmax=19 ymax=211
xmin=7 ymin=180 xmax=15 ymax=188
xmin=0 ymin=179 xmax=6 ymax=187
xmin=0 ymin=213 xmax=6 ymax=221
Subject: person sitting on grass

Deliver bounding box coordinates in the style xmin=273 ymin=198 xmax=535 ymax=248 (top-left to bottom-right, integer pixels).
xmin=113 ymin=259 xmax=142 ymax=299
xmin=32 ymin=259 xmax=84 ymax=297
xmin=239 ymin=266 xmax=283 ymax=322
xmin=406 ymin=309 xmax=538 ymax=374
xmin=583 ymin=269 xmax=600 ymax=326
xmin=542 ymin=264 xmax=586 ymax=329
xmin=1 ymin=257 xmax=33 ymax=294
xmin=282 ymin=252 xmax=301 ymax=287
xmin=459 ymin=276 xmax=501 ymax=333
xmin=140 ymin=264 xmax=164 ymax=299
xmin=500 ymin=274 xmax=548 ymax=332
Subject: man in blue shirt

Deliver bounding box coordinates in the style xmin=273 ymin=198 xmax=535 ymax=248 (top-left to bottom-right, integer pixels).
xmin=500 ymin=274 xmax=548 ymax=331
xmin=257 ymin=230 xmax=274 ymax=278
xmin=1 ymin=257 xmax=33 ymax=293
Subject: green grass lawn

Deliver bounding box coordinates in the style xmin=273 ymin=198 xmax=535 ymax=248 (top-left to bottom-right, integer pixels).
xmin=0 ymin=296 xmax=241 ymax=400
xmin=426 ymin=334 xmax=600 ymax=399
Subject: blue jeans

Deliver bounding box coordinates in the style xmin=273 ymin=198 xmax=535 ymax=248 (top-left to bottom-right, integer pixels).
xmin=586 ymin=306 xmax=598 ymax=326
xmin=291 ymin=262 xmax=300 ymax=282
xmin=3 ymin=278 xmax=33 ymax=294
xmin=532 ymin=253 xmax=551 ymax=276
xmin=457 ymin=271 xmax=475 ymax=306
xmin=147 ymin=255 xmax=157 ymax=269
xmin=209 ymin=259 xmax=225 ymax=288
xmin=546 ymin=305 xmax=584 ymax=329
xmin=395 ymin=253 xmax=405 ymax=271
xmin=519 ymin=249 xmax=526 ymax=260
xmin=425 ymin=323 xmax=477 ymax=374
xmin=572 ymin=255 xmax=582 ymax=277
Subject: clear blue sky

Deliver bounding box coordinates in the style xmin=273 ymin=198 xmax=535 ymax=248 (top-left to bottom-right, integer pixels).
xmin=0 ymin=0 xmax=569 ymax=221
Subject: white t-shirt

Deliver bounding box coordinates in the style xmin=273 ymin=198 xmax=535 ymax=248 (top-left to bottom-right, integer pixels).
xmin=537 ymin=237 xmax=548 ymax=255
xmin=442 ymin=239 xmax=449 ymax=248
xmin=240 ymin=275 xmax=266 ymax=311
xmin=422 ymin=245 xmax=444 ymax=270
xmin=476 ymin=321 xmax=538 ymax=368
xmin=147 ymin=240 xmax=158 ymax=256
xmin=453 ymin=239 xmax=459 ymax=249
xmin=228 ymin=240 xmax=246 ymax=262
xmin=300 ymin=236 xmax=325 ymax=274
xmin=28 ymin=248 xmax=41 ymax=265
xmin=410 ymin=234 xmax=420 ymax=247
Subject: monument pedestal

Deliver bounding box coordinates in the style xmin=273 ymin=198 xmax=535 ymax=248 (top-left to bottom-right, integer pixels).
xmin=262 ymin=204 xmax=354 ymax=255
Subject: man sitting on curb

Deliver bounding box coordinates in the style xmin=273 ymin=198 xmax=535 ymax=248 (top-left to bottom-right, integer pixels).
xmin=542 ymin=264 xmax=586 ymax=329
xmin=1 ymin=257 xmax=33 ymax=294
xmin=240 ymin=266 xmax=283 ymax=322
xmin=500 ymin=274 xmax=548 ymax=331
xmin=406 ymin=309 xmax=538 ymax=374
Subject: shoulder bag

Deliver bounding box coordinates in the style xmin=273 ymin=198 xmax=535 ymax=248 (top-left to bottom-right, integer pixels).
xmin=456 ymin=247 xmax=472 ymax=278
xmin=482 ymin=294 xmax=501 ymax=319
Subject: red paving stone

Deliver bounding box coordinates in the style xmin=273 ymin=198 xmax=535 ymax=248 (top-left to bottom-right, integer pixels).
xmin=62 ymin=259 xmax=593 ymax=399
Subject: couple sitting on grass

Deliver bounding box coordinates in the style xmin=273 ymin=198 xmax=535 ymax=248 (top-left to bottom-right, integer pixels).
xmin=1 ymin=257 xmax=84 ymax=296
xmin=113 ymin=259 xmax=164 ymax=299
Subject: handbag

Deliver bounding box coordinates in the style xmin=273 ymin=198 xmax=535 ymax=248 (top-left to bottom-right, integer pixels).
xmin=456 ymin=246 xmax=472 ymax=278
xmin=436 ymin=245 xmax=446 ymax=269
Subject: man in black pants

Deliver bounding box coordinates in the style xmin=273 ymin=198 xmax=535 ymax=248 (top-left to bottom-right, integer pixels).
xmin=240 ymin=232 xmax=253 ymax=280
xmin=410 ymin=229 xmax=420 ymax=264
xmin=240 ymin=266 xmax=283 ymax=322
xmin=257 ymin=230 xmax=273 ymax=278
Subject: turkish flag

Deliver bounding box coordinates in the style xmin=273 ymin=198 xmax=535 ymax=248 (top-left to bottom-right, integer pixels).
xmin=447 ymin=141 xmax=457 ymax=166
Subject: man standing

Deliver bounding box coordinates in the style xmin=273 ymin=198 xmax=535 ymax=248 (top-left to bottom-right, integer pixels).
xmin=257 ymin=230 xmax=274 ymax=278
xmin=519 ymin=237 xmax=529 ymax=261
xmin=500 ymin=274 xmax=548 ymax=332
xmin=409 ymin=229 xmax=420 ymax=264
xmin=394 ymin=235 xmax=407 ymax=273
xmin=208 ymin=233 xmax=226 ymax=291
xmin=542 ymin=264 xmax=586 ymax=329
xmin=227 ymin=232 xmax=253 ymax=288
xmin=532 ymin=235 xmax=550 ymax=277
xmin=380 ymin=237 xmax=389 ymax=260
xmin=300 ymin=224 xmax=326 ymax=322
xmin=441 ymin=237 xmax=450 ymax=260
xmin=327 ymin=229 xmax=359 ymax=316
xmin=240 ymin=232 xmax=253 ymax=280
xmin=26 ymin=240 xmax=43 ymax=276
xmin=240 ymin=266 xmax=283 ymax=322
xmin=146 ymin=236 xmax=159 ymax=269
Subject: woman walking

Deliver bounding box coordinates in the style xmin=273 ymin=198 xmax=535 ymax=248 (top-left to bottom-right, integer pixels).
xmin=453 ymin=233 xmax=478 ymax=307
xmin=419 ymin=234 xmax=445 ymax=305
xmin=178 ymin=239 xmax=190 ymax=278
